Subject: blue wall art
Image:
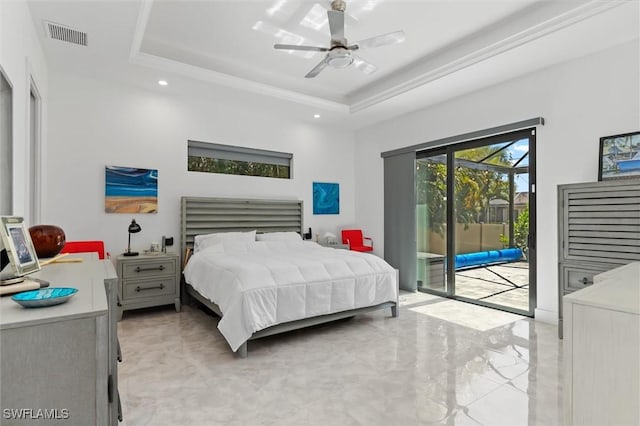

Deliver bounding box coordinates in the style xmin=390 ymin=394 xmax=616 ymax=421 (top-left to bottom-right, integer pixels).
xmin=313 ymin=182 xmax=339 ymax=215
xmin=105 ymin=166 xmax=158 ymax=213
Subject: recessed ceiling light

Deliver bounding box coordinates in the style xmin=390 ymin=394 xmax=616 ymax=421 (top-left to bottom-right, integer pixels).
xmin=313 ymin=114 xmax=320 ymax=118
xmin=158 ymin=80 xmax=168 ymax=86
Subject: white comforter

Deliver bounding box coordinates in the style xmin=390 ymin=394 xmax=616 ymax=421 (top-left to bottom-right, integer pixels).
xmin=183 ymin=240 xmax=397 ymax=351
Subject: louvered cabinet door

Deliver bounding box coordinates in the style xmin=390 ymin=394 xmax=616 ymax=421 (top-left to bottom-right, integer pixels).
xmin=560 ymin=180 xmax=640 ymax=264
xmin=557 ymin=180 xmax=640 ymax=338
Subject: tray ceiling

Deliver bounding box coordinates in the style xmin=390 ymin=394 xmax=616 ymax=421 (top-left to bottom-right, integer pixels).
xmin=27 ymin=0 xmax=639 ymax=126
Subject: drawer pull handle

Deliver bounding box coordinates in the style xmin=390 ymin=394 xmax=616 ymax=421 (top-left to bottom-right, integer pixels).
xmin=135 ymin=283 xmax=165 ymax=292
xmin=135 ymin=265 xmax=165 ymax=273
xmin=580 ymin=277 xmax=593 ymax=285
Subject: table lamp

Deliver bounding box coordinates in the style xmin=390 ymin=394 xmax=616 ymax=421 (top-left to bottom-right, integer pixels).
xmin=324 ymin=232 xmax=337 ymax=245
xmin=123 ymin=219 xmax=142 ymax=256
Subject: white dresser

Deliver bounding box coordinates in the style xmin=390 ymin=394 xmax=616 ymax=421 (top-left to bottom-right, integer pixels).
xmin=0 ymin=254 xmax=120 ymax=425
xmin=563 ymin=262 xmax=640 ymax=426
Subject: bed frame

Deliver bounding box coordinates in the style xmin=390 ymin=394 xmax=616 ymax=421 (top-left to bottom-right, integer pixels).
xmin=180 ymin=196 xmax=399 ymax=358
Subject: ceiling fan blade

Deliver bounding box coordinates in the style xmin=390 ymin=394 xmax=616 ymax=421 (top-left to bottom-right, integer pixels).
xmin=305 ymin=57 xmax=330 ymax=78
xmin=327 ymin=10 xmax=345 ymax=42
xmin=274 ymin=44 xmax=329 ymax=52
xmin=352 ymin=54 xmax=377 ymax=75
xmin=349 ymin=30 xmax=405 ymax=50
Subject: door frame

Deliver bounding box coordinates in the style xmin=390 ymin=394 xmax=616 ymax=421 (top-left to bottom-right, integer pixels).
xmin=416 ymin=127 xmax=537 ymax=317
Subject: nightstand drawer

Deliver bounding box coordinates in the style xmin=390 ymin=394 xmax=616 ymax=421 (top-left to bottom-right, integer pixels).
xmin=123 ymin=278 xmax=176 ymax=299
xmin=121 ymin=259 xmax=175 ymax=279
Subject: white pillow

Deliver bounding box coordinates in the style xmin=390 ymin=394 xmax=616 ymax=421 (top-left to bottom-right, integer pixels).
xmin=197 ymin=241 xmax=252 ymax=254
xmin=194 ymin=230 xmax=256 ymax=252
xmin=197 ymin=243 xmax=224 ymax=255
xmin=219 ymin=241 xmax=252 ymax=253
xmin=256 ymin=231 xmax=302 ymax=242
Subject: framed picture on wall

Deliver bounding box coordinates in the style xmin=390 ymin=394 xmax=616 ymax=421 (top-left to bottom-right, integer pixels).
xmin=598 ymin=131 xmax=640 ymax=181
xmin=105 ymin=166 xmax=158 ymax=213
xmin=312 ymin=182 xmax=339 ymax=215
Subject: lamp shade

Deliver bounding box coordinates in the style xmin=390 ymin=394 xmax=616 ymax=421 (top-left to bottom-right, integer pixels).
xmin=323 ymin=232 xmax=337 ymax=244
xmin=128 ymin=219 xmax=141 ymax=233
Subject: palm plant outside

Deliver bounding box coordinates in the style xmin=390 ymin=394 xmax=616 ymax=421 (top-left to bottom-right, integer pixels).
xmin=416 ymin=145 xmax=513 ymax=236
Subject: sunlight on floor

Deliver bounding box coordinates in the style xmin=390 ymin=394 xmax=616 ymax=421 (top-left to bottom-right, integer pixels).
xmin=409 ymin=299 xmax=524 ymax=331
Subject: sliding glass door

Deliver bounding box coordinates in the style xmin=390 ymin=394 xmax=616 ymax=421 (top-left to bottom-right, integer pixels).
xmin=416 ymin=151 xmax=448 ymax=294
xmin=416 ymin=129 xmax=536 ymax=316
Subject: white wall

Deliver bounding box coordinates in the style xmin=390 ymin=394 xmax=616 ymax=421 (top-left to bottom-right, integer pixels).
xmin=0 ymin=0 xmax=48 ymax=219
xmin=354 ymin=39 xmax=640 ymax=322
xmin=45 ymin=73 xmax=357 ymax=257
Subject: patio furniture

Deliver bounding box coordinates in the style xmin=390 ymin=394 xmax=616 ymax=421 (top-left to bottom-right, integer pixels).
xmin=417 ymin=252 xmax=445 ymax=290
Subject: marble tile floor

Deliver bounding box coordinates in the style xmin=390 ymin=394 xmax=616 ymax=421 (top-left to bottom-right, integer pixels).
xmin=118 ymin=293 xmax=562 ymax=426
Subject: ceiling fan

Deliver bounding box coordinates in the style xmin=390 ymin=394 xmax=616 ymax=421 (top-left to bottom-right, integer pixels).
xmin=273 ymin=0 xmax=405 ymax=78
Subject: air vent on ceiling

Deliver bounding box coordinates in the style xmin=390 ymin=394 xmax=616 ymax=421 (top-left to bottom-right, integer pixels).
xmin=44 ymin=21 xmax=87 ymax=46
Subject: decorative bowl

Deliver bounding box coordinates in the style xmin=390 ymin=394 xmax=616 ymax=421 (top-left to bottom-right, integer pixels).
xmin=11 ymin=287 xmax=78 ymax=308
xmin=28 ymin=225 xmax=66 ymax=258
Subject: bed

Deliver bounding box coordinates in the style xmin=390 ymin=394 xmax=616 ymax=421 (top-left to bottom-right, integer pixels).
xmin=180 ymin=196 xmax=399 ymax=357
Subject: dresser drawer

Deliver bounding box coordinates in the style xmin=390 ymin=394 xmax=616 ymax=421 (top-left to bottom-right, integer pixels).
xmin=561 ymin=263 xmax=613 ymax=293
xmin=121 ymin=258 xmax=175 ymax=279
xmin=123 ymin=277 xmax=176 ymax=300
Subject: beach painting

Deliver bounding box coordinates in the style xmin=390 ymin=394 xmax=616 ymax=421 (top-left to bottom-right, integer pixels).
xmin=105 ymin=166 xmax=158 ymax=213
xmin=313 ymin=182 xmax=339 ymax=215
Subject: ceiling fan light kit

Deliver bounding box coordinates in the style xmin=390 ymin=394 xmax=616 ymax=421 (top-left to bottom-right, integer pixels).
xmin=273 ymin=0 xmax=405 ymax=78
xmin=327 ymin=47 xmax=353 ymax=68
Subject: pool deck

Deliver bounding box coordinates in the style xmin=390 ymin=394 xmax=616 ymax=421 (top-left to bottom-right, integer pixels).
xmin=418 ymin=261 xmax=530 ymax=312
xmin=456 ymin=262 xmax=529 ymax=312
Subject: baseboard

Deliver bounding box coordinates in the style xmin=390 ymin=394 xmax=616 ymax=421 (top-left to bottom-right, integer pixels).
xmin=534 ymin=308 xmax=558 ymax=325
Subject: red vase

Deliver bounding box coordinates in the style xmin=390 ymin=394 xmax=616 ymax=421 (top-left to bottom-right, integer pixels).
xmin=29 ymin=225 xmax=66 ymax=259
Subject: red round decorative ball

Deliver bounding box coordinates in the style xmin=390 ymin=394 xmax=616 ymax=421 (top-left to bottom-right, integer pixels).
xmin=28 ymin=225 xmax=66 ymax=259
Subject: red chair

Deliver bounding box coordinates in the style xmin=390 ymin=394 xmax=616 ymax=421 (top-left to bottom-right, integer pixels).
xmin=341 ymin=229 xmax=373 ymax=252
xmin=60 ymin=240 xmax=108 ymax=259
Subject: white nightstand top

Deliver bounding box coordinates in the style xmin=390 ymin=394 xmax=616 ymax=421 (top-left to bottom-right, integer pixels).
xmin=319 ymin=242 xmax=349 ymax=250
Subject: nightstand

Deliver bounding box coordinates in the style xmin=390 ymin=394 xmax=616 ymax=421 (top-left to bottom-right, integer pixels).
xmin=116 ymin=252 xmax=180 ymax=319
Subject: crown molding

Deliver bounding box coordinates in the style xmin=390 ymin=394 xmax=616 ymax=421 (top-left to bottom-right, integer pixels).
xmin=129 ymin=1 xmax=348 ymax=113
xmin=129 ymin=52 xmax=349 ymax=113
xmin=130 ymin=0 xmax=153 ymax=60
xmin=349 ymin=0 xmax=626 ymax=113
xmin=129 ymin=0 xmax=626 ymax=115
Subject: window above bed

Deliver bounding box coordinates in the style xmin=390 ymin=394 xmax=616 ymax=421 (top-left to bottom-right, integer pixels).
xmin=187 ymin=140 xmax=292 ymax=179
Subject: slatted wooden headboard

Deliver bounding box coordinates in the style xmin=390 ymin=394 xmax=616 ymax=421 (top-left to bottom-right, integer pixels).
xmin=180 ymin=196 xmax=303 ymax=265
